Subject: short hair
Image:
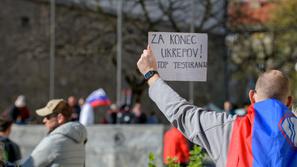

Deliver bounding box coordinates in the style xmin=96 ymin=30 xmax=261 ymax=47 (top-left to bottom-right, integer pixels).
xmin=255 ymin=70 xmax=290 ymax=101
xmin=0 ymin=117 xmax=13 ymax=132
xmin=53 ymin=101 xmax=72 ymax=121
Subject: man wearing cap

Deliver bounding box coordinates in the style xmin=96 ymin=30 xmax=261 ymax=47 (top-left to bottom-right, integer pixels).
xmin=22 ymin=99 xmax=87 ymax=167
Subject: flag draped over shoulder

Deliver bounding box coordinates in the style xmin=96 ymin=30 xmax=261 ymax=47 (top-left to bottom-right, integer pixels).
xmin=227 ymin=99 xmax=297 ymax=167
xmin=86 ymin=88 xmax=111 ymax=107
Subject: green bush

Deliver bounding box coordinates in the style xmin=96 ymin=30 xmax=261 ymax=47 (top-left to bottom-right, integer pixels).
xmin=188 ymin=145 xmax=205 ymax=167
xmin=148 ymin=152 xmax=157 ymax=167
xmin=166 ymin=157 xmax=180 ymax=167
xmin=148 ymin=145 xmax=205 ymax=167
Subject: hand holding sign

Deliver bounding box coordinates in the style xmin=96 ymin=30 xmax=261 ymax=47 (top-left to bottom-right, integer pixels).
xmin=137 ymin=45 xmax=158 ymax=75
xmin=137 ymin=45 xmax=160 ymax=85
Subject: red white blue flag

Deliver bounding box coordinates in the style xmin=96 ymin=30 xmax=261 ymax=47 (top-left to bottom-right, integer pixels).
xmin=227 ymin=99 xmax=297 ymax=167
xmin=86 ymin=88 xmax=111 ymax=107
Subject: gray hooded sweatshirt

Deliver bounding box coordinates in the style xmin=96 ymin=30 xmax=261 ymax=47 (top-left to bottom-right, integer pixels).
xmin=22 ymin=122 xmax=87 ymax=167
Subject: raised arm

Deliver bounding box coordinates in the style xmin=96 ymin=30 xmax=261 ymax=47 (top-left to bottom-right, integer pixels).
xmin=137 ymin=46 xmax=236 ymax=161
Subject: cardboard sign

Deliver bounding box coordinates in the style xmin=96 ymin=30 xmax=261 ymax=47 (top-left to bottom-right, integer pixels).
xmin=148 ymin=32 xmax=208 ymax=81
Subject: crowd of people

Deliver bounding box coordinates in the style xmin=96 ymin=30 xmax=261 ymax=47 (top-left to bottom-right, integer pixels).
xmin=1 ymin=95 xmax=160 ymax=126
xmin=2 ymin=94 xmax=253 ymax=127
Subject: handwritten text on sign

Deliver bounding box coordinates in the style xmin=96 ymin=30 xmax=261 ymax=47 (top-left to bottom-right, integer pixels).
xmin=148 ymin=32 xmax=208 ymax=81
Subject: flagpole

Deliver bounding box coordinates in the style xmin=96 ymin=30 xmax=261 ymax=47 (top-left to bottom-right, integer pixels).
xmin=116 ymin=0 xmax=123 ymax=106
xmin=49 ymin=0 xmax=55 ymax=100
xmin=189 ymin=0 xmax=195 ymax=104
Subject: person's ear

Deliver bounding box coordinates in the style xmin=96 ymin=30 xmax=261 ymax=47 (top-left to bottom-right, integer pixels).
xmin=249 ymin=90 xmax=256 ymax=104
xmin=57 ymin=113 xmax=65 ymax=124
xmin=285 ymin=96 xmax=293 ymax=108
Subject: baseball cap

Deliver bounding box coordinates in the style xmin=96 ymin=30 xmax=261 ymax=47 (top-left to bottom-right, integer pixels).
xmin=36 ymin=99 xmax=64 ymax=117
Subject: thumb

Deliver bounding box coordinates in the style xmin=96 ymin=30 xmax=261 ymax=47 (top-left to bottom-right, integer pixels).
xmin=147 ymin=45 xmax=152 ymax=55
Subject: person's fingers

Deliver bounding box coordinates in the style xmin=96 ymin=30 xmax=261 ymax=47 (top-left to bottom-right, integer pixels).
xmin=147 ymin=45 xmax=153 ymax=58
xmin=141 ymin=53 xmax=146 ymax=59
xmin=137 ymin=47 xmax=157 ymax=75
xmin=147 ymin=45 xmax=151 ymax=52
xmin=143 ymin=50 xmax=148 ymax=56
xmin=137 ymin=57 xmax=143 ymax=67
xmin=136 ymin=58 xmax=141 ymax=66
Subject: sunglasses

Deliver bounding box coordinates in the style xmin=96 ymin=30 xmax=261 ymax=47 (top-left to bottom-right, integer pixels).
xmin=45 ymin=113 xmax=58 ymax=119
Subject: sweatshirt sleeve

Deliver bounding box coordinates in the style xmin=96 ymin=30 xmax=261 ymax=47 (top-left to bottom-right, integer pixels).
xmin=149 ymin=79 xmax=236 ymax=161
xmin=22 ymin=137 xmax=57 ymax=167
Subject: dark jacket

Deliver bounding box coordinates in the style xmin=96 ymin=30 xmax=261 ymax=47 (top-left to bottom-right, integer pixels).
xmin=0 ymin=136 xmax=21 ymax=163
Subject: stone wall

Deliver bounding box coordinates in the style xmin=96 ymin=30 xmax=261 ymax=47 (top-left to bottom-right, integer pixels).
xmin=10 ymin=125 xmax=164 ymax=167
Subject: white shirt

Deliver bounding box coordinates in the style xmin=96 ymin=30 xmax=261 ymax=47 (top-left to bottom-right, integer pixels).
xmin=79 ymin=103 xmax=94 ymax=126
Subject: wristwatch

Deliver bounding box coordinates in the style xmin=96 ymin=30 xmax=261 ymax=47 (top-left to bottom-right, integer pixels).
xmin=144 ymin=70 xmax=158 ymax=80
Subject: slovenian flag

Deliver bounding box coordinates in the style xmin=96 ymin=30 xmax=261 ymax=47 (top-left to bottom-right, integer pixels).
xmin=86 ymin=88 xmax=111 ymax=107
xmin=227 ymin=99 xmax=297 ymax=167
